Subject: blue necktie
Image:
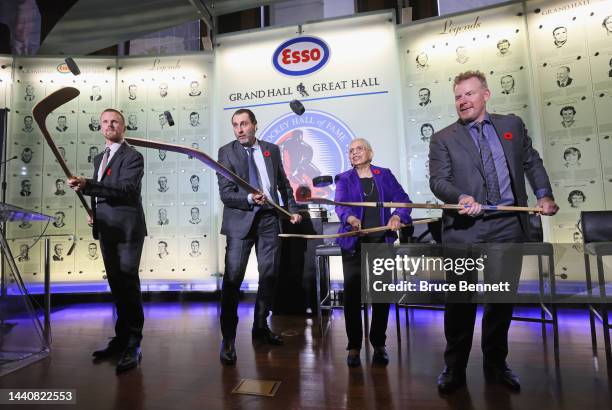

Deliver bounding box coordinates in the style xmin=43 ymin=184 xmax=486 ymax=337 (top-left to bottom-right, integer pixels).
xmin=247 ymin=147 xmax=261 ymax=190
xmin=247 ymin=147 xmax=261 ymax=211
xmin=476 ymin=122 xmax=501 ymax=205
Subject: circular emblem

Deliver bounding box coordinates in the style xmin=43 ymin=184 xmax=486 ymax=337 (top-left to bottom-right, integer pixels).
xmin=272 ymin=36 xmax=331 ymax=77
xmin=260 ymin=110 xmax=355 ymax=203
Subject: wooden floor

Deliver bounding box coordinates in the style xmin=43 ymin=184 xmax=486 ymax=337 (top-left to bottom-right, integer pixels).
xmin=1 ymin=301 xmax=611 ymax=410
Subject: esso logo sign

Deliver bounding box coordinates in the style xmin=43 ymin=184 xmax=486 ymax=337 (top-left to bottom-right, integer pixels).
xmin=272 ymin=36 xmax=330 ymax=76
xmin=56 ymin=63 xmax=70 ymax=74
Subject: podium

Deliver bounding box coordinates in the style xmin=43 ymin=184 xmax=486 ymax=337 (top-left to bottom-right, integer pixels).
xmin=0 ymin=203 xmax=54 ymax=376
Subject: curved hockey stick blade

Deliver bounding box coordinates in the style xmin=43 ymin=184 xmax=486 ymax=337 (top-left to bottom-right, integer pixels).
xmin=33 ymin=87 xmax=92 ymax=217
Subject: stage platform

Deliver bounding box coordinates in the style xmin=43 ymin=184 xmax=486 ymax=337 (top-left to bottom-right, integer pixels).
xmin=0 ymin=301 xmax=610 ymax=409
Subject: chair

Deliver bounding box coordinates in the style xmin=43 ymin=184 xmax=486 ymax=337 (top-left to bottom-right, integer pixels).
xmin=511 ymin=215 xmax=559 ymax=365
xmin=581 ymin=211 xmax=612 ymax=367
xmin=396 ymin=219 xmax=445 ymax=334
xmin=315 ymin=222 xmax=371 ymax=338
xmin=396 ymin=216 xmax=559 ymax=364
xmin=314 ymin=220 xmax=424 ymax=339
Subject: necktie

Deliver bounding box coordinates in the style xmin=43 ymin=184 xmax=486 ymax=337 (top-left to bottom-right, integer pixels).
xmin=476 ymin=122 xmax=501 ymax=205
xmin=247 ymin=147 xmax=261 ymax=190
xmin=247 ymin=147 xmax=261 ymax=211
xmin=98 ymin=147 xmax=111 ymax=181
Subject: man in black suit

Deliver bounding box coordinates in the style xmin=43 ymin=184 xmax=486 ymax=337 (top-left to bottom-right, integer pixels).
xmin=89 ymin=116 xmax=101 ymax=131
xmin=87 ymin=146 xmax=99 ymax=163
xmin=429 ymin=71 xmax=558 ymax=393
xmin=52 ymin=244 xmax=64 ymax=261
xmin=217 ymin=108 xmax=302 ymax=365
xmin=418 ymin=87 xmax=431 ymax=106
xmin=556 ymin=66 xmax=573 ymax=88
xmin=68 ymin=108 xmax=147 ymax=374
xmin=19 ymin=179 xmax=31 ymax=196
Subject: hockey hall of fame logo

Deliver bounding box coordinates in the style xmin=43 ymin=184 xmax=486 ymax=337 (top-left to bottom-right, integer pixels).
xmin=260 ymin=110 xmax=355 ymax=200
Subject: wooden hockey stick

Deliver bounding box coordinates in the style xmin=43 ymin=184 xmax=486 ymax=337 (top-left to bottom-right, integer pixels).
xmin=278 ymin=218 xmax=439 ymax=239
xmin=295 ymin=187 xmax=542 ymax=213
xmin=32 ymin=87 xmax=93 ymax=217
xmin=124 ymin=137 xmax=294 ymax=218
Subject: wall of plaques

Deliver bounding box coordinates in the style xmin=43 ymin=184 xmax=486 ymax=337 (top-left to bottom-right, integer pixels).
xmin=7 ymin=57 xmax=116 ymax=284
xmin=397 ymin=0 xmax=612 ymax=281
xmin=1 ymin=0 xmax=611 ymax=291
xmin=397 ymin=2 xmax=542 ymax=219
xmin=526 ymin=0 xmax=612 ymax=245
xmin=116 ymin=54 xmax=214 ymax=284
xmin=2 ymin=53 xmax=215 ymax=289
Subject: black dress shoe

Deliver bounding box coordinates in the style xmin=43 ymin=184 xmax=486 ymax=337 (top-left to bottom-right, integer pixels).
xmin=484 ymin=363 xmax=520 ymax=391
xmin=252 ymin=327 xmax=284 ymax=345
xmin=437 ymin=367 xmax=466 ymax=394
xmin=347 ymin=350 xmax=361 ymax=368
xmin=220 ymin=339 xmax=237 ymax=365
xmin=116 ymin=345 xmax=142 ymax=374
xmin=372 ymin=347 xmax=389 ymax=365
xmin=92 ymin=337 xmax=125 ymax=359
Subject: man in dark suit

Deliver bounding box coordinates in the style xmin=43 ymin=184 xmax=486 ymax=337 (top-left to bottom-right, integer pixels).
xmin=68 ymin=108 xmax=147 ymax=374
xmin=88 ymin=116 xmax=101 ymax=131
xmin=429 ymin=71 xmax=558 ymax=393
xmin=556 ymin=66 xmax=573 ymax=88
xmin=217 ymin=108 xmax=302 ymax=365
xmin=52 ymin=244 xmax=64 ymax=261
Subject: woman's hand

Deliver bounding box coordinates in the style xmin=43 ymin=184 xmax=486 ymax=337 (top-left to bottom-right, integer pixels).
xmin=387 ymin=215 xmax=402 ymax=231
xmin=347 ymin=216 xmax=362 ymax=231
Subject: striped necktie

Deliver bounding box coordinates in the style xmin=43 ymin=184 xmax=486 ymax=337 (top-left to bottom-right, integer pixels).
xmin=476 ymin=122 xmax=501 ymax=205
xmin=247 ymin=147 xmax=261 ymax=190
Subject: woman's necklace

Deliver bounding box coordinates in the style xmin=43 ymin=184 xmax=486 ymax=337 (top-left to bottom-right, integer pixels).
xmin=363 ymin=178 xmax=375 ymax=196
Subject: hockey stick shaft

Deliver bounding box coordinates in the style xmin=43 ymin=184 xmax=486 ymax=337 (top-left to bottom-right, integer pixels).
xmin=278 ymin=218 xmax=439 ymax=239
xmin=125 ymin=137 xmax=294 ymax=218
xmin=32 ymin=87 xmax=93 ymax=217
xmin=299 ymin=197 xmax=541 ymax=213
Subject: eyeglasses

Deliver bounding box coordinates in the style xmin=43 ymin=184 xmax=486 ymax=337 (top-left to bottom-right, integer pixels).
xmin=348 ymin=146 xmax=369 ymax=155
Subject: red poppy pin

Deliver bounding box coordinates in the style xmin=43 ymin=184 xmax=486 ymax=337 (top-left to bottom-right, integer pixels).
xmin=503 ymin=132 xmax=513 ymax=140
xmin=106 ymin=168 xmax=111 ymax=176
xmin=263 ymin=150 xmax=271 ymax=157
xmin=372 ymin=169 xmax=381 ymax=175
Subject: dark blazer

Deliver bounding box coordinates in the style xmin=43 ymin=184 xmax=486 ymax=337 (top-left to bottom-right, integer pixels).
xmin=217 ymin=139 xmax=299 ymax=239
xmin=83 ymin=143 xmax=147 ymax=241
xmin=557 ymin=78 xmax=573 ymax=87
xmin=429 ymin=113 xmax=552 ymax=243
xmin=334 ymin=165 xmax=412 ymax=252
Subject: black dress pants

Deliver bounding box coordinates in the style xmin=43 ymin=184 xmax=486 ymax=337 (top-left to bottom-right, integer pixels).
xmin=220 ymin=211 xmax=280 ymax=340
xmin=342 ymin=248 xmax=389 ymax=350
xmin=99 ymin=237 xmax=145 ymax=345
xmin=443 ymin=214 xmax=524 ymax=369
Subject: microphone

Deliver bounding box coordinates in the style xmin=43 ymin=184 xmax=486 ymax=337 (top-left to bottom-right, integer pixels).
xmin=164 ymin=111 xmax=175 ymax=126
xmin=290 ymin=100 xmax=305 ymax=116
xmin=65 ymin=57 xmax=81 ymax=75
xmin=0 ymin=155 xmax=18 ymax=166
